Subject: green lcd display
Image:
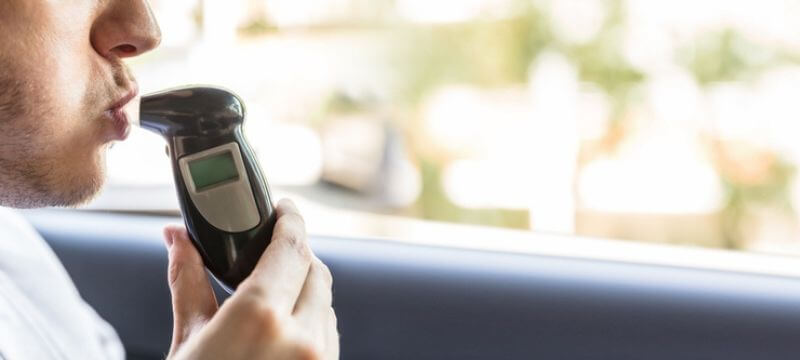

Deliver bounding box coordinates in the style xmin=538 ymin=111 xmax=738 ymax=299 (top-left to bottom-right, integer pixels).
xmin=188 ymin=151 xmax=240 ymax=190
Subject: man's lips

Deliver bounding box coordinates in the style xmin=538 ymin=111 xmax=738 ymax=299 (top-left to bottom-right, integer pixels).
xmin=105 ymin=85 xmax=139 ymax=141
xmin=110 ymin=85 xmax=139 ymax=111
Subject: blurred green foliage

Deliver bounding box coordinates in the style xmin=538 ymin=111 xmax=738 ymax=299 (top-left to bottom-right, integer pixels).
xmin=719 ymin=159 xmax=795 ymax=248
xmin=683 ymin=30 xmax=799 ymax=248
xmin=388 ymin=13 xmax=551 ymax=104
xmin=305 ymin=0 xmax=800 ymax=244
xmin=388 ymin=0 xmax=648 ymax=230
xmin=416 ymin=160 xmax=530 ymax=229
xmin=239 ymin=17 xmax=279 ymax=36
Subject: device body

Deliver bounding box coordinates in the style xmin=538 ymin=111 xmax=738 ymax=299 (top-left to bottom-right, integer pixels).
xmin=139 ymin=86 xmax=276 ymax=292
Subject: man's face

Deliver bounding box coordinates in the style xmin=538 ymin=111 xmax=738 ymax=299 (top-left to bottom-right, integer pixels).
xmin=0 ymin=0 xmax=160 ymax=208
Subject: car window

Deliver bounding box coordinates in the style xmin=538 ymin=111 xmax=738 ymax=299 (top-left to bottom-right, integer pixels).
xmin=93 ymin=0 xmax=800 ymax=259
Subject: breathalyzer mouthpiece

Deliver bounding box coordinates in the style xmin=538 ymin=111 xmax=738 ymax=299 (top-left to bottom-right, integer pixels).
xmin=138 ymin=86 xmax=246 ymax=138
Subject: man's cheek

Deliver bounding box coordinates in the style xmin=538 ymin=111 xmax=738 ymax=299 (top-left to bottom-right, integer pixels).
xmin=26 ymin=7 xmax=98 ymax=121
xmin=47 ymin=45 xmax=93 ymax=115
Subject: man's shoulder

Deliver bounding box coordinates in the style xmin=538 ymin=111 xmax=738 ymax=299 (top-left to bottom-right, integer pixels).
xmin=0 ymin=207 xmax=69 ymax=276
xmin=0 ymin=208 xmax=55 ymax=269
xmin=0 ymin=207 xmax=125 ymax=359
xmin=0 ymin=207 xmax=75 ymax=294
xmin=0 ymin=207 xmax=38 ymax=237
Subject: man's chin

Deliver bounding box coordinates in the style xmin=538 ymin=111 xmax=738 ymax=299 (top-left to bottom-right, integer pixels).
xmin=0 ymin=132 xmax=113 ymax=209
xmin=13 ymin=174 xmax=105 ymax=209
xmin=58 ymin=176 xmax=105 ymax=208
xmin=51 ymin=161 xmax=107 ymax=208
xmin=1 ymin=156 xmax=107 ymax=209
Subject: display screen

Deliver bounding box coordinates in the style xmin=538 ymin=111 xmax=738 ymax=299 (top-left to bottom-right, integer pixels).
xmin=188 ymin=151 xmax=239 ymax=190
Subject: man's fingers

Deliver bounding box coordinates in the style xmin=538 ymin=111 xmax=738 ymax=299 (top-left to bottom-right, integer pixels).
xmin=292 ymin=257 xmax=335 ymax=358
xmin=293 ymin=257 xmax=333 ymax=317
xmin=245 ymin=199 xmax=313 ymax=312
xmin=326 ymin=308 xmax=340 ymax=360
xmin=163 ymin=225 xmax=219 ymax=354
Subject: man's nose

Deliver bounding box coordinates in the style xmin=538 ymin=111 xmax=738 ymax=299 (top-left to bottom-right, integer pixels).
xmin=90 ymin=0 xmax=162 ymax=58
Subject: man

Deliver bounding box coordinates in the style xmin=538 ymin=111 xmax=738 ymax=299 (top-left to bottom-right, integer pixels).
xmin=0 ymin=1 xmax=339 ymax=359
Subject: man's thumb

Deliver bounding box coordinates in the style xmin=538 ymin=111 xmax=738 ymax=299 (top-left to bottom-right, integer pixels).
xmin=163 ymin=225 xmax=218 ymax=355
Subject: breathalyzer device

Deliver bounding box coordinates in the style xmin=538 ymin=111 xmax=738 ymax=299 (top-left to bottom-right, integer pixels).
xmin=138 ymin=86 xmax=277 ymax=292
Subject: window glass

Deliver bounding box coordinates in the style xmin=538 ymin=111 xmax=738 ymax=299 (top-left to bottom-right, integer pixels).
xmin=100 ymin=0 xmax=800 ymax=256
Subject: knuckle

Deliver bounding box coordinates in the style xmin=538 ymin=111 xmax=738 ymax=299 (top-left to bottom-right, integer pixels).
xmin=237 ymin=277 xmax=264 ymax=295
xmin=283 ymin=230 xmax=303 ymax=249
xmin=277 ymin=198 xmax=294 ymax=209
xmin=252 ymin=305 xmax=282 ymax=338
xmin=231 ymin=292 xmax=261 ymax=315
xmin=284 ymin=212 xmax=307 ymax=231
xmin=280 ymin=231 xmax=311 ymax=261
xmin=232 ymin=293 xmax=283 ymax=338
xmin=253 ymin=305 xmax=279 ymax=327
xmin=274 ymin=214 xmax=309 ymax=255
xmin=290 ymin=237 xmax=312 ymax=261
xmin=291 ymin=342 xmax=322 ymax=360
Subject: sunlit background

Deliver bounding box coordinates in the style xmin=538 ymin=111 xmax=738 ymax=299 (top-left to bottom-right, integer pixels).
xmin=97 ymin=0 xmax=800 ymax=256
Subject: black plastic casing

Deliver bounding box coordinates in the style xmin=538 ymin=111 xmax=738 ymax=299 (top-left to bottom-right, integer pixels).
xmin=140 ymin=86 xmax=276 ymax=292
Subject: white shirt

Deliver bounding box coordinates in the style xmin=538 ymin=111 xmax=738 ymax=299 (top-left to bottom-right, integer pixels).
xmin=0 ymin=207 xmax=124 ymax=360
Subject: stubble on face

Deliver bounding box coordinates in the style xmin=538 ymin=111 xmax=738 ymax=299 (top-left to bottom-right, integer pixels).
xmin=0 ymin=0 xmax=156 ymax=209
xmin=0 ymin=57 xmax=105 ymax=208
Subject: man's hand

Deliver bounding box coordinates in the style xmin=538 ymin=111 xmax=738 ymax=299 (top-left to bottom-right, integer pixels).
xmin=162 ymin=199 xmax=339 ymax=360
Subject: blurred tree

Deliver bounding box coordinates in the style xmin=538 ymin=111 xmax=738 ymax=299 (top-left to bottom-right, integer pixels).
xmin=682 ymin=29 xmax=798 ymax=248
xmin=309 ymin=0 xmax=800 ymax=244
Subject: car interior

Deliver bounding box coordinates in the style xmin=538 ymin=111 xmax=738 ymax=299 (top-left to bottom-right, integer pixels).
xmin=23 ymin=209 xmax=800 ymax=359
